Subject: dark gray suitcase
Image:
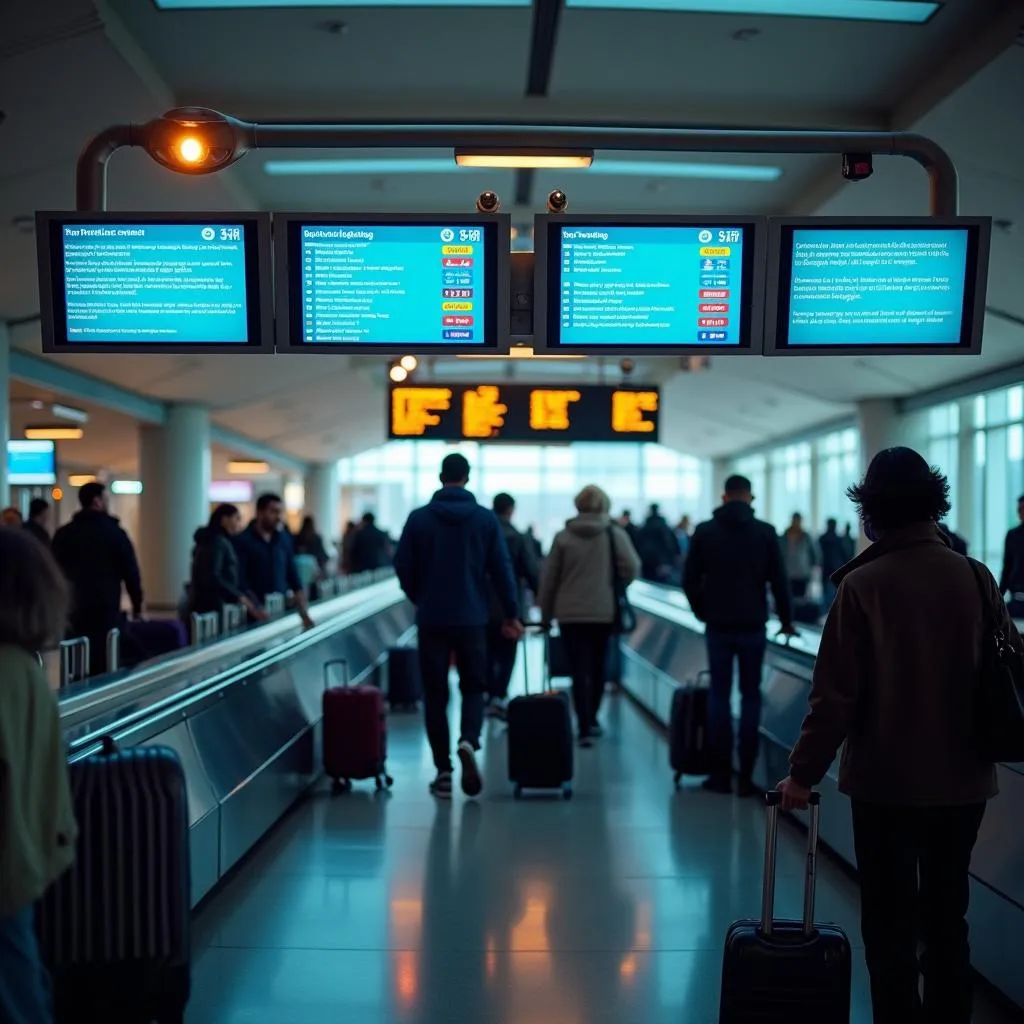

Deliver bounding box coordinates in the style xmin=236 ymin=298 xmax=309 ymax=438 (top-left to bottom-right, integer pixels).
xmin=720 ymin=792 xmax=851 ymax=1023
xmin=508 ymin=631 xmax=574 ymax=800
xmin=670 ymin=671 xmax=711 ymax=785
xmin=36 ymin=738 xmax=191 ymax=1024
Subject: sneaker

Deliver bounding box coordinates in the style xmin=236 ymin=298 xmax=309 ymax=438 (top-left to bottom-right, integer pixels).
xmin=457 ymin=740 xmax=483 ymax=798
xmin=702 ymin=775 xmax=733 ymax=795
xmin=430 ymin=770 xmax=453 ymax=800
xmin=486 ymin=698 xmax=508 ymax=721
xmin=578 ymin=734 xmax=594 ymax=749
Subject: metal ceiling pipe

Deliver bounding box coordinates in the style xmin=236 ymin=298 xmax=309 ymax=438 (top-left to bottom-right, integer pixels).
xmin=75 ymin=114 xmax=959 ymax=216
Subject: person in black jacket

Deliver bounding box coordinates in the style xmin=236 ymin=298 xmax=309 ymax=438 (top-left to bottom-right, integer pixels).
xmin=485 ymin=493 xmax=540 ymax=719
xmin=348 ymin=512 xmax=393 ymax=574
xmin=51 ymin=482 xmax=144 ymax=677
xmin=22 ymin=498 xmax=51 ymax=548
xmin=190 ymin=504 xmax=266 ymax=622
xmin=639 ymin=504 xmax=680 ymax=583
xmin=683 ymin=475 xmax=795 ymax=796
xmin=818 ymin=518 xmax=847 ymax=607
xmin=1000 ymin=494 xmax=1024 ymax=617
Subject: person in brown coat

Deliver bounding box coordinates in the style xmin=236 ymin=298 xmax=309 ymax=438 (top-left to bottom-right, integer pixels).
xmin=777 ymin=447 xmax=1018 ymax=1024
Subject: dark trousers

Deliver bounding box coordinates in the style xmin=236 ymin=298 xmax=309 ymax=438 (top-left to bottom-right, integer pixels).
xmin=485 ymin=624 xmax=518 ymax=701
xmin=790 ymin=577 xmax=809 ymax=599
xmin=851 ymin=800 xmax=986 ymax=1024
xmin=0 ymin=906 xmax=53 ymax=1024
xmin=705 ymin=627 xmax=767 ymax=780
xmin=418 ymin=626 xmax=488 ymax=773
xmin=559 ymin=623 xmax=613 ymax=738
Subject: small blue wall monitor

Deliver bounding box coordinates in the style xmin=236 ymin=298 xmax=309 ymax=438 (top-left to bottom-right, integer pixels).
xmin=7 ymin=440 xmax=56 ymax=486
xmin=36 ymin=212 xmax=273 ymax=354
xmin=767 ymin=217 xmax=991 ymax=355
xmin=538 ymin=215 xmax=765 ymax=354
xmin=275 ymin=214 xmax=509 ymax=353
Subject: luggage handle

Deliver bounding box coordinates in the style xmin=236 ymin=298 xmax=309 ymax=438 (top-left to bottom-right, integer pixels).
xmin=324 ymin=658 xmax=350 ymax=691
xmin=761 ymin=791 xmax=820 ymax=938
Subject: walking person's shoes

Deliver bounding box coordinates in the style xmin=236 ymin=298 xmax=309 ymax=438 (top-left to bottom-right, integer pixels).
xmin=430 ymin=770 xmax=453 ymax=799
xmin=457 ymin=740 xmax=483 ymax=797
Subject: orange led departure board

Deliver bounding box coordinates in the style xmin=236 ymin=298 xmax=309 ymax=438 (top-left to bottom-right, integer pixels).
xmin=388 ymin=384 xmax=659 ymax=443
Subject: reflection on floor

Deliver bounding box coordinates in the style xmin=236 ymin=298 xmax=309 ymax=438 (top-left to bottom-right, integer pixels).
xmin=187 ymin=658 xmax=1018 ymax=1023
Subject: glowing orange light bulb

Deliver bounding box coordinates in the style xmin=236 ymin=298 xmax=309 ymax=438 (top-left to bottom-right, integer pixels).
xmin=177 ymin=136 xmax=207 ymax=165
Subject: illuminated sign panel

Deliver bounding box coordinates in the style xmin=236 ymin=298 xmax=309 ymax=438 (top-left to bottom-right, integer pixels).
xmin=765 ymin=217 xmax=991 ymax=355
xmin=389 ymin=384 xmax=660 ymax=443
xmin=36 ymin=212 xmax=273 ymax=354
xmin=275 ymin=214 xmax=510 ymax=352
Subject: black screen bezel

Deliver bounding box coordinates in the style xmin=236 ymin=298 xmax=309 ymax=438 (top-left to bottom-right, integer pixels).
xmin=275 ymin=213 xmax=510 ymax=354
xmin=765 ymin=216 xmax=991 ymax=356
xmin=535 ymin=214 xmax=766 ymax=356
xmin=36 ymin=211 xmax=274 ymax=354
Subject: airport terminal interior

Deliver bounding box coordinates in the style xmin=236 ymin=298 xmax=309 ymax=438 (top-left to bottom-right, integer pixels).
xmin=2 ymin=0 xmax=1024 ymax=1021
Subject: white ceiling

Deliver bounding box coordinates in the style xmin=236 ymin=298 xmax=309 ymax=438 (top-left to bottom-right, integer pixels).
xmin=1 ymin=0 xmax=1022 ymax=464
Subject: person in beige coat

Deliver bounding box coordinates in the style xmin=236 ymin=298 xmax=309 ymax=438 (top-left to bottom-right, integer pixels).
xmin=539 ymin=485 xmax=641 ymax=745
xmin=0 ymin=529 xmax=77 ymax=1024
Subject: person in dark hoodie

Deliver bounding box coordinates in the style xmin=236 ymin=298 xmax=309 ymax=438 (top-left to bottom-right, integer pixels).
xmin=348 ymin=512 xmax=393 ymax=574
xmin=485 ymin=492 xmax=540 ymax=720
xmin=52 ymin=481 xmax=144 ymax=676
xmin=683 ymin=474 xmax=795 ymax=796
xmin=394 ymin=453 xmax=521 ymax=800
xmin=190 ymin=503 xmax=267 ymax=622
xmin=639 ymin=503 xmax=680 ymax=583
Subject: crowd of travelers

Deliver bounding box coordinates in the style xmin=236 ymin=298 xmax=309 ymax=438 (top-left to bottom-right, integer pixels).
xmin=2 ymin=446 xmax=1023 ymax=1023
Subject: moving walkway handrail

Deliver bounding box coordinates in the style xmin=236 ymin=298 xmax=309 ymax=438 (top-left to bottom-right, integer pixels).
xmin=64 ymin=577 xmax=404 ymax=762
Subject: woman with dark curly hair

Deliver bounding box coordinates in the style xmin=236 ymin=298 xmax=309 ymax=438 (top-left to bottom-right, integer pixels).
xmin=776 ymin=447 xmax=1020 ymax=1024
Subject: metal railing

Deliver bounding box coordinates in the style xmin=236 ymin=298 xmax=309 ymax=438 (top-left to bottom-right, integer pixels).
xmin=264 ymin=592 xmax=286 ymax=618
xmin=222 ymin=603 xmax=245 ymax=635
xmin=190 ymin=611 xmax=220 ymax=645
xmin=59 ymin=638 xmax=90 ymax=688
xmin=106 ymin=628 xmax=121 ymax=674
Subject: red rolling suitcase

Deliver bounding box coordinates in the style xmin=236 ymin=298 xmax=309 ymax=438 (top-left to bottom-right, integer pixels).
xmin=507 ymin=631 xmax=574 ymax=800
xmin=720 ymin=791 xmax=851 ymax=1023
xmin=36 ymin=737 xmax=191 ymax=1024
xmin=322 ymin=658 xmax=393 ymax=793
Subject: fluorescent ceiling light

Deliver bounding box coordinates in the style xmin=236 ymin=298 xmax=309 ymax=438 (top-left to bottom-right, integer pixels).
xmin=264 ymin=157 xmax=780 ymax=181
xmin=228 ymin=460 xmax=270 ymax=475
xmin=51 ymin=403 xmax=89 ymax=424
xmin=110 ymin=480 xmax=144 ymax=496
xmin=155 ymin=0 xmax=528 ymax=8
xmin=455 ymin=149 xmax=594 ymax=169
xmin=565 ymin=0 xmax=939 ymax=22
xmin=68 ymin=474 xmax=98 ymax=487
xmin=24 ymin=425 xmax=84 ymax=440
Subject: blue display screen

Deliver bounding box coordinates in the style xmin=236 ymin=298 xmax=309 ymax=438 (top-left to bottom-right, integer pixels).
xmin=552 ymin=225 xmax=749 ymax=347
xmin=784 ymin=228 xmax=971 ymax=347
xmin=298 ymin=224 xmax=490 ymax=346
xmin=58 ymin=222 xmax=251 ymax=344
xmin=7 ymin=441 xmax=56 ymax=486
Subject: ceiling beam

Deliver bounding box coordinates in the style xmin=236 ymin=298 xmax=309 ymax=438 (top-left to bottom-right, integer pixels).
xmin=209 ymin=425 xmax=308 ymax=475
xmin=526 ymin=0 xmax=565 ymax=97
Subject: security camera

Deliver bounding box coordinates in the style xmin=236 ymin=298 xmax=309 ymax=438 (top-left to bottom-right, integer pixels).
xmin=547 ymin=189 xmax=569 ymax=214
xmin=476 ymin=191 xmax=501 ymax=214
xmin=620 ymin=358 xmax=635 ymax=378
xmin=842 ymin=152 xmax=873 ymax=183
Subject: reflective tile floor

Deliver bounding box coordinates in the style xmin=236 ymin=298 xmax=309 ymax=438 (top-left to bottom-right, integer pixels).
xmin=188 ymin=662 xmax=1020 ymax=1023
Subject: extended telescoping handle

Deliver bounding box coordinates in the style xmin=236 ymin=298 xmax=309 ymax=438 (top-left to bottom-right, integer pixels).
xmin=323 ymin=657 xmax=350 ymax=691
xmin=761 ymin=791 xmax=821 ymax=937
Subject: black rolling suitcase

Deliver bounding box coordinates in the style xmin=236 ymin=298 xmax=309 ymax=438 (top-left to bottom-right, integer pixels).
xmin=720 ymin=792 xmax=851 ymax=1023
xmin=669 ymin=671 xmax=711 ymax=785
xmin=387 ymin=645 xmax=422 ymax=710
xmin=508 ymin=630 xmax=574 ymax=800
xmin=36 ymin=737 xmax=191 ymax=1024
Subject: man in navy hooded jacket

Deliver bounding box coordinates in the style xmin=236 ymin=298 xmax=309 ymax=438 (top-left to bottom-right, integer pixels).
xmin=395 ymin=453 xmax=521 ymax=799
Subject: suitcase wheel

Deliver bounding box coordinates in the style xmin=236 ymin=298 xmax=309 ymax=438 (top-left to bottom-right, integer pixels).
xmin=562 ymin=785 xmax=573 ymax=801
xmin=673 ymin=772 xmax=682 ymax=789
xmin=331 ymin=778 xmax=353 ymax=794
xmin=513 ymin=784 xmax=523 ymax=800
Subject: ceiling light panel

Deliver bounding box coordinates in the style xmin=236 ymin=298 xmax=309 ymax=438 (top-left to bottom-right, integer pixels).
xmin=155 ymin=0 xmax=529 ymax=8
xmin=565 ymin=0 xmax=939 ymax=23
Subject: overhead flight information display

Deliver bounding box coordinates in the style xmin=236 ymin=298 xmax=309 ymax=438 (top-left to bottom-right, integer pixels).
xmin=389 ymin=384 xmax=659 ymax=443
xmin=276 ymin=214 xmax=508 ymax=352
xmin=538 ymin=215 xmax=764 ymax=354
xmin=36 ymin=212 xmax=273 ymax=353
xmin=767 ymin=217 xmax=990 ymax=355
xmin=7 ymin=440 xmax=56 ymax=486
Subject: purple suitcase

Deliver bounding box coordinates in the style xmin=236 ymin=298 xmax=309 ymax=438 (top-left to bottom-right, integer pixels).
xmin=719 ymin=792 xmax=851 ymax=1023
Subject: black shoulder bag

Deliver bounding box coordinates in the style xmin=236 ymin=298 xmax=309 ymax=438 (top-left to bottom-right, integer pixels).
xmin=608 ymin=527 xmax=637 ymax=636
xmin=967 ymin=559 xmax=1024 ymax=763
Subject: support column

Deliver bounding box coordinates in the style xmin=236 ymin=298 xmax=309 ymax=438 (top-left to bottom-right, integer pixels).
xmin=856 ymin=399 xmax=905 ymax=472
xmin=0 ymin=325 xmax=9 ymax=507
xmin=139 ymin=405 xmax=211 ymax=610
xmin=956 ymin=396 xmax=976 ymax=540
xmin=304 ymin=461 xmax=340 ymax=552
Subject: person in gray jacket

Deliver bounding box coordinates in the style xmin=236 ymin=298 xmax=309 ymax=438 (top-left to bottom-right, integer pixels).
xmin=781 ymin=512 xmax=819 ymax=599
xmin=539 ymin=485 xmax=641 ymax=745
